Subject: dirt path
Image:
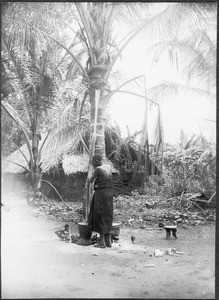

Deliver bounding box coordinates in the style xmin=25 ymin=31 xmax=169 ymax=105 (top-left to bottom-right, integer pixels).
xmin=1 ymin=192 xmax=215 ymax=299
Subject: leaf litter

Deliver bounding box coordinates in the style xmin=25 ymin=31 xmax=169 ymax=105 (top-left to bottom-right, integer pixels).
xmin=30 ymin=190 xmax=215 ymax=229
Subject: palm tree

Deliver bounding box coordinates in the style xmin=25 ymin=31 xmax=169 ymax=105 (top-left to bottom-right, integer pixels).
xmin=71 ymin=2 xmax=216 ymax=216
xmin=67 ymin=3 xmax=160 ymax=159
xmin=1 ymin=3 xmax=66 ymax=195
xmin=146 ymin=2 xmax=216 ymax=102
xmin=49 ymin=2 xmax=151 ymax=216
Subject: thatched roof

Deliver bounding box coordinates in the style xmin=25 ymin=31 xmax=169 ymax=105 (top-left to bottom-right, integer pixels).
xmin=2 ymin=140 xmax=60 ymax=174
xmin=2 ymin=137 xmax=118 ymax=175
xmin=62 ymin=154 xmax=89 ymax=174
xmin=62 ymin=153 xmax=117 ymax=175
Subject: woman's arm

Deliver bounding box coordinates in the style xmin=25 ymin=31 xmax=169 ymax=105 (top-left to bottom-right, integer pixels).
xmin=88 ymin=168 xmax=99 ymax=183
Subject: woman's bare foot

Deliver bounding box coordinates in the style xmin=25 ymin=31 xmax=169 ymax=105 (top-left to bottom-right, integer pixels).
xmin=94 ymin=243 xmax=106 ymax=248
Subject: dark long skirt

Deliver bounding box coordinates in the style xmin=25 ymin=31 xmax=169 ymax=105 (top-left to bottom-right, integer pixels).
xmin=88 ymin=188 xmax=113 ymax=234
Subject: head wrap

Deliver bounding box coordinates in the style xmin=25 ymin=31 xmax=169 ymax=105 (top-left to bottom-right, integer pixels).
xmin=92 ymin=154 xmax=102 ymax=166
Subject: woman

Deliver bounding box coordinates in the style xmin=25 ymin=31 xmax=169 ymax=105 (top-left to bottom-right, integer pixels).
xmin=88 ymin=154 xmax=113 ymax=248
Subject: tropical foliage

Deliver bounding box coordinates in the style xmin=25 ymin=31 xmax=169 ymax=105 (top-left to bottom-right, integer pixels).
xmin=150 ymin=134 xmax=216 ymax=197
xmin=147 ymin=2 xmax=217 ymax=102
xmin=1 ymin=2 xmax=216 ymax=207
xmin=1 ymin=2 xmax=66 ymax=191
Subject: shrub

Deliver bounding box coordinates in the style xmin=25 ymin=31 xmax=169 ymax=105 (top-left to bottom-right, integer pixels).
xmin=150 ymin=142 xmax=216 ymax=197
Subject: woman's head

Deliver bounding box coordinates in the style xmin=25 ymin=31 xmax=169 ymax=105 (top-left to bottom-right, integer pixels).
xmin=92 ymin=154 xmax=102 ymax=168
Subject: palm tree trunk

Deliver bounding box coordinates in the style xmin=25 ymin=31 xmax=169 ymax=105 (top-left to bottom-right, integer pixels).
xmin=2 ymin=101 xmax=42 ymax=196
xmin=86 ymin=89 xmax=100 ymax=220
xmin=28 ymin=111 xmax=42 ymax=191
xmin=84 ymin=88 xmax=110 ymax=220
xmin=89 ymin=89 xmax=109 ymax=158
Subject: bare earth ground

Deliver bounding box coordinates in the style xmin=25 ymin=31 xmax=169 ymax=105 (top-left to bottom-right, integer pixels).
xmin=1 ymin=192 xmax=215 ymax=299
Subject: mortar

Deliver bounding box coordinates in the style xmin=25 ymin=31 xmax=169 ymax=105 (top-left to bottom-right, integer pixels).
xmin=78 ymin=221 xmax=92 ymax=240
xmin=78 ymin=221 xmax=121 ymax=240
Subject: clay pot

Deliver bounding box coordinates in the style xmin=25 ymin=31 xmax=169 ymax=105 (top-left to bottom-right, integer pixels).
xmin=78 ymin=221 xmax=121 ymax=240
xmin=78 ymin=221 xmax=92 ymax=240
xmin=111 ymin=222 xmax=121 ymax=236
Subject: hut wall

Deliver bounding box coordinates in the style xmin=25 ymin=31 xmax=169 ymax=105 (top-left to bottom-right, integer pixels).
xmin=2 ymin=169 xmax=143 ymax=201
xmin=42 ymin=170 xmax=142 ymax=201
xmin=41 ymin=172 xmax=87 ymax=201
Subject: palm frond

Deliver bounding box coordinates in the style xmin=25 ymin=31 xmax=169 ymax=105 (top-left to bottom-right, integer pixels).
xmin=2 ymin=28 xmax=58 ymax=119
xmin=1 ymin=101 xmax=34 ymax=164
xmin=109 ymin=74 xmax=145 ymax=100
xmin=75 ymin=3 xmax=96 ymax=64
xmin=108 ymin=70 xmax=129 ymax=90
xmin=1 ymin=101 xmax=31 ymax=138
xmin=66 ymin=49 xmax=87 ymax=80
xmin=147 ymin=81 xmax=216 ymax=104
xmin=46 ymin=98 xmax=90 ymax=159
xmin=152 ymin=107 xmax=164 ymax=154
xmin=3 ymin=158 xmax=29 ymax=173
xmin=113 ymin=2 xmax=152 ymax=29
xmin=102 ymin=4 xmax=116 ymax=50
xmin=110 ymin=89 xmax=156 ymax=107
xmin=79 ymin=91 xmax=88 ymax=124
xmin=105 ymin=4 xmax=190 ymax=78
xmin=2 ymin=132 xmax=29 ymax=165
xmin=33 ymin=27 xmax=88 ymax=81
xmin=2 ymin=37 xmax=32 ymax=109
xmin=140 ymin=106 xmax=149 ymax=149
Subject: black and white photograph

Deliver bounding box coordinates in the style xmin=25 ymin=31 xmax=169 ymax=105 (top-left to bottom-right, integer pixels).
xmin=1 ymin=2 xmax=216 ymax=299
